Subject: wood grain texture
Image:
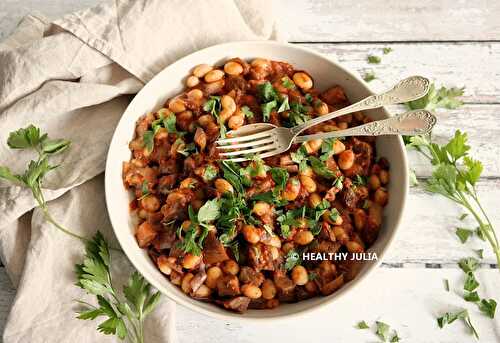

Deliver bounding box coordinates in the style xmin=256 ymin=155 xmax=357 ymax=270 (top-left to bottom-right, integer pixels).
xmin=386 ymin=179 xmax=500 ymax=265
xmin=2 ymin=0 xmax=500 ymax=42
xmin=299 ymin=42 xmax=500 ymax=103
xmin=1 ymin=1 xmax=500 ymax=342
xmin=405 ymin=104 xmax=500 ymax=178
xmin=175 ymin=268 xmax=500 ymax=343
xmin=0 ymin=267 xmax=497 ymax=342
xmin=283 ymin=0 xmax=500 ymax=42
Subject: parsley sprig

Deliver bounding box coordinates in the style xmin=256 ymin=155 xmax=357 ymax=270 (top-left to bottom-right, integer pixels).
xmin=0 ymin=125 xmax=86 ymax=241
xmin=76 ymin=232 xmax=161 ymax=343
xmin=0 ymin=125 xmax=161 ymax=342
xmin=406 ymin=131 xmax=500 ymax=267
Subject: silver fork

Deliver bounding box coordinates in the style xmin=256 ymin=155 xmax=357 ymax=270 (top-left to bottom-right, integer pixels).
xmin=216 ymin=76 xmax=431 ymax=161
xmin=217 ymin=109 xmax=436 ymax=161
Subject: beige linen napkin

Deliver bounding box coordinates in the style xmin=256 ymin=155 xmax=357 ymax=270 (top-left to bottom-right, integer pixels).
xmin=0 ymin=1 xmax=282 ymax=342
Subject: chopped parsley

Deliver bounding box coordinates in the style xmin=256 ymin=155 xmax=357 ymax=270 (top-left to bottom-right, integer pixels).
xmin=241 ymin=106 xmax=254 ymax=118
xmin=202 ymin=165 xmax=218 ymax=182
xmin=363 ymin=71 xmax=376 ymax=82
xmin=284 ymin=250 xmax=301 ymax=271
xmin=281 ymin=77 xmax=296 ymax=89
xmin=455 ymin=227 xmax=473 ymax=243
xmin=142 ymin=130 xmax=155 ymax=153
xmin=383 ymin=47 xmax=393 ymax=54
xmin=375 ymin=321 xmax=390 ymax=341
xmin=405 ymin=83 xmax=464 ymax=111
xmin=437 ymin=309 xmax=479 ymax=339
xmin=368 ymin=55 xmax=381 ymax=64
xmin=356 ymin=321 xmax=369 ymax=329
xmin=203 ymin=96 xmax=222 ymax=116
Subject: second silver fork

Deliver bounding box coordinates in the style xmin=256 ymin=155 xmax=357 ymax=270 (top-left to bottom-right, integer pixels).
xmin=216 ymin=75 xmax=431 ymax=161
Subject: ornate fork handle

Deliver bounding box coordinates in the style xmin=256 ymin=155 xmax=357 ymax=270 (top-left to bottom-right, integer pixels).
xmin=290 ymin=75 xmax=431 ymax=136
xmin=294 ymin=110 xmax=436 ymax=143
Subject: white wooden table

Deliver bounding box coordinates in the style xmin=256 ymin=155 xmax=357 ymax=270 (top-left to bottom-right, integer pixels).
xmin=1 ymin=1 xmax=499 ymax=342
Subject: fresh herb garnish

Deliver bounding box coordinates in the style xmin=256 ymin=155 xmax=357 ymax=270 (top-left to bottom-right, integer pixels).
xmin=0 ymin=125 xmax=88 ymax=242
xmin=459 ymin=257 xmax=480 ymax=273
xmin=475 ymin=249 xmax=484 ymax=259
xmin=308 ymin=156 xmax=335 ymax=179
xmin=459 ymin=213 xmax=468 ymax=221
xmin=437 ymin=309 xmax=479 ymax=339
xmin=142 ymin=131 xmax=155 ymax=153
xmin=368 ymin=55 xmax=381 ymax=64
xmin=478 ymin=299 xmax=497 ymax=318
xmin=203 ymin=96 xmax=222 ymax=117
xmin=178 ymin=200 xmax=221 ymax=255
xmin=375 ymin=321 xmax=390 ymax=342
xmin=76 ymin=232 xmax=160 ymax=342
xmin=284 ymin=250 xmax=301 ymax=271
xmin=356 ymin=321 xmax=369 ymax=329
xmin=241 ymin=106 xmax=255 ymax=119
xmin=281 ymin=77 xmax=296 ymax=89
xmin=444 ymin=279 xmax=450 ymax=291
xmin=383 ymin=47 xmax=393 ymax=54
xmin=464 ymin=272 xmax=479 ymax=292
xmin=261 ymin=100 xmax=277 ymax=122
xmin=405 ymin=132 xmax=500 ymax=267
xmin=202 ymin=165 xmax=218 ymax=182
xmin=277 ymin=95 xmax=290 ymax=113
xmin=363 ymin=71 xmax=376 ymax=82
xmin=464 ymin=291 xmax=480 ymax=302
xmin=456 ymin=227 xmax=473 ymax=243
xmin=405 ymin=83 xmax=464 ymax=111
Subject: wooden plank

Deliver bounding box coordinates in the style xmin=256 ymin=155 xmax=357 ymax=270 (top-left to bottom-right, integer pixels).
xmin=2 ymin=1 xmax=500 ymax=42
xmin=407 ymin=104 xmax=500 ymax=178
xmin=0 ymin=267 xmax=497 ymax=342
xmin=299 ymin=42 xmax=500 ymax=103
xmin=175 ymin=268 xmax=500 ymax=343
xmin=387 ymin=179 xmax=500 ymax=265
xmin=283 ymin=0 xmax=500 ymax=42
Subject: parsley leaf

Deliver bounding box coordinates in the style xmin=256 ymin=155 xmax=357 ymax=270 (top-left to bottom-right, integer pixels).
xmin=437 ymin=309 xmax=478 ymax=339
xmin=356 ymin=320 xmax=369 ymax=329
xmin=142 ymin=130 xmax=155 ymax=153
xmin=76 ymin=232 xmax=160 ymax=341
xmin=281 ymin=77 xmax=296 ymax=89
xmin=7 ymin=124 xmax=46 ymax=149
xmin=455 ymin=227 xmax=473 ymax=243
xmin=405 ymin=83 xmax=464 ymax=111
xmin=363 ymin=71 xmax=376 ymax=82
xmin=203 ymin=96 xmax=221 ymax=116
xmin=241 ymin=106 xmax=254 ymax=119
xmin=464 ymin=272 xmax=479 ymax=292
xmin=257 ymin=81 xmax=278 ymax=102
xmin=375 ymin=321 xmax=390 ymax=341
xmin=261 ymin=100 xmax=277 ymax=122
xmin=464 ymin=291 xmax=480 ymax=302
xmin=197 ymin=199 xmax=221 ymax=223
xmin=383 ymin=47 xmax=393 ymax=54
xmin=368 ymin=55 xmax=381 ymax=64
xmin=284 ymin=250 xmax=301 ymax=271
xmin=459 ymin=257 xmax=480 ymax=273
xmin=390 ymin=332 xmax=400 ymax=342
xmin=277 ymin=95 xmax=290 ymax=113
xmin=203 ymin=165 xmax=218 ymax=182
xmin=308 ymin=156 xmax=335 ymax=179
xmin=478 ymin=299 xmax=497 ymax=319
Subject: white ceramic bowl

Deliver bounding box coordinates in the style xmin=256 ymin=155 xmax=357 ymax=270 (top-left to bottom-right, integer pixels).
xmin=105 ymin=41 xmax=408 ymax=322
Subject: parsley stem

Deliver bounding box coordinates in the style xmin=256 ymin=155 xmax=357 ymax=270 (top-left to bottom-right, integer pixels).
xmin=457 ymin=189 xmax=500 ymax=267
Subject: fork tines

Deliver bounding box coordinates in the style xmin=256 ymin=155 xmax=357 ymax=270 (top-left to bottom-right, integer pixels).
xmin=215 ymin=130 xmax=278 ymax=162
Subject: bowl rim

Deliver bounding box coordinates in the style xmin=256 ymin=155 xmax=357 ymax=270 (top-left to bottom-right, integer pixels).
xmin=104 ymin=40 xmax=409 ymax=322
